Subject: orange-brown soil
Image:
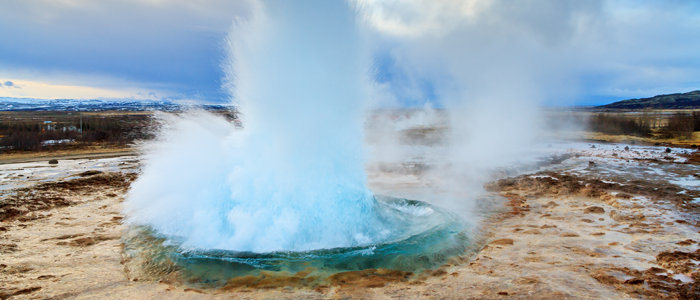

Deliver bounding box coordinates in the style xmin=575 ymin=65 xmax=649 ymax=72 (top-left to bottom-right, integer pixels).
xmin=2 ymin=152 xmax=700 ymax=299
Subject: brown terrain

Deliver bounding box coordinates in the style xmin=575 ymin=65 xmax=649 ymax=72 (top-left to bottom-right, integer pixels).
xmin=1 ymin=143 xmax=699 ymax=299
xmin=2 ymin=109 xmax=700 ymax=299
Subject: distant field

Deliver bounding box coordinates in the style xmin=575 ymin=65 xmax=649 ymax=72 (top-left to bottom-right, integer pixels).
xmin=545 ymin=108 xmax=700 ymax=145
xmin=0 ymin=110 xmax=237 ymax=157
xmin=0 ymin=111 xmax=154 ymax=154
xmin=3 ymin=108 xmax=700 ymax=160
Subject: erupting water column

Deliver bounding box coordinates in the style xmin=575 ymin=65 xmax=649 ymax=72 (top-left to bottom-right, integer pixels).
xmin=124 ymin=1 xmax=470 ymax=282
xmin=125 ymin=1 xmax=390 ymax=253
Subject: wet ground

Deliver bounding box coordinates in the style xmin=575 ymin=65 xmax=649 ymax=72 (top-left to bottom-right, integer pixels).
xmin=1 ymin=142 xmax=700 ymax=299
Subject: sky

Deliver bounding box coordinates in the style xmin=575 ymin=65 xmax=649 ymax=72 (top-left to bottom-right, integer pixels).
xmin=0 ymin=0 xmax=699 ymax=106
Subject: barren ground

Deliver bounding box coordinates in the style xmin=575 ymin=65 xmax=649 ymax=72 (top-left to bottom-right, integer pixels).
xmin=1 ymin=142 xmax=700 ymax=299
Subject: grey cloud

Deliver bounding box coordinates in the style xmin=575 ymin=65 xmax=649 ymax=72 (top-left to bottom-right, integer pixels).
xmin=365 ymin=0 xmax=700 ymax=106
xmin=1 ymin=81 xmax=19 ymax=88
xmin=361 ymin=0 xmax=700 ymax=174
xmin=0 ymin=0 xmax=256 ymax=101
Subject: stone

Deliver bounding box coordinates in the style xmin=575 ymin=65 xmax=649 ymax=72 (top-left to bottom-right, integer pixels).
xmin=490 ymin=239 xmax=514 ymax=245
xmin=584 ymin=206 xmax=605 ymax=214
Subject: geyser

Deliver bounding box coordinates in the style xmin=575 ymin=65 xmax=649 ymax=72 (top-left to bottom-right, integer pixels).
xmin=123 ymin=0 xmax=471 ymax=284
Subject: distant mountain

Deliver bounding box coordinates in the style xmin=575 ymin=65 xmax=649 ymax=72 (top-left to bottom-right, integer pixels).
xmin=0 ymin=98 xmax=234 ymax=112
xmin=598 ymin=90 xmax=700 ymax=109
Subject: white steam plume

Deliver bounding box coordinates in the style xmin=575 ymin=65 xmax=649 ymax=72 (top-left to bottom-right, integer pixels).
xmin=125 ymin=1 xmax=391 ymax=253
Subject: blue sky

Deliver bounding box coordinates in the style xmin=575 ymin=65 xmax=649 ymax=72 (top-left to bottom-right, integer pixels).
xmin=0 ymin=0 xmax=254 ymax=102
xmin=0 ymin=0 xmax=699 ymax=106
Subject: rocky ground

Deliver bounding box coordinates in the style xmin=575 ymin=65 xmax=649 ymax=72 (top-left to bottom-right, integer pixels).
xmin=1 ymin=142 xmax=700 ymax=299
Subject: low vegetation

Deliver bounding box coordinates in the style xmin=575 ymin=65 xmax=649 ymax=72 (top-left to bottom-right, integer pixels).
xmin=0 ymin=110 xmax=239 ymax=154
xmin=587 ymin=112 xmax=700 ymax=140
xmin=587 ymin=114 xmax=653 ymax=137
xmin=660 ymin=112 xmax=700 ymax=139
xmin=0 ymin=112 xmax=155 ymax=153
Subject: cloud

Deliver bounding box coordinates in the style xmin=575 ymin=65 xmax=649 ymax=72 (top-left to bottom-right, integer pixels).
xmin=0 ymin=80 xmax=21 ymax=89
xmin=0 ymin=79 xmax=164 ymax=100
xmin=0 ymin=0 xmax=256 ymax=102
xmin=1 ymin=1 xmax=698 ymax=104
xmin=357 ymin=0 xmax=700 ymax=105
xmin=353 ymin=0 xmax=700 ymax=186
xmin=354 ymin=0 xmax=486 ymax=37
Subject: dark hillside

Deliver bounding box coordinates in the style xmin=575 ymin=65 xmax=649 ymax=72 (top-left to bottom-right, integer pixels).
xmin=598 ymin=90 xmax=700 ymax=109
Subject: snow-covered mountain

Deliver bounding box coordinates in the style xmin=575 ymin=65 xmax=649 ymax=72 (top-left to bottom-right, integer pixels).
xmin=0 ymin=98 xmax=234 ymax=111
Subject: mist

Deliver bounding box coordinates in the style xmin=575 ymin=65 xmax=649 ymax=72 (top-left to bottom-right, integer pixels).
xmin=126 ymin=1 xmax=400 ymax=253
xmin=124 ymin=0 xmax=700 ymax=253
xmin=353 ymin=0 xmax=700 ymax=218
xmin=356 ymin=1 xmax=584 ymax=218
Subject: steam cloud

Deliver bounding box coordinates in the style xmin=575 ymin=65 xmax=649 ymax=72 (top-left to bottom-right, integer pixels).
xmin=125 ymin=0 xmax=700 ymax=253
xmin=125 ymin=1 xmax=392 ymax=253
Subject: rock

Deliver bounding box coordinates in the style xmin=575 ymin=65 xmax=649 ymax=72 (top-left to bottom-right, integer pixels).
xmin=79 ymin=170 xmax=103 ymax=177
xmin=612 ymin=153 xmax=618 ymax=157
xmin=610 ymin=210 xmax=646 ymax=222
xmin=70 ymin=237 xmax=96 ymax=247
xmin=591 ymin=145 xmax=596 ymax=149
xmin=40 ymin=234 xmax=84 ymax=242
xmin=624 ymin=278 xmax=644 ymax=285
xmin=514 ymin=277 xmax=540 ymax=285
xmin=560 ymin=232 xmax=580 ymax=237
xmin=656 ymin=249 xmax=700 ymax=273
xmin=581 ymin=219 xmax=594 ymax=223
xmin=543 ymin=201 xmax=559 ymax=208
xmin=2 ymin=263 xmax=33 ymax=274
xmin=677 ymin=239 xmax=695 ymax=246
xmin=0 ymin=287 xmax=41 ymax=298
xmin=48 ymin=159 xmax=58 ymax=164
xmin=0 ymin=243 xmax=18 ymax=253
xmin=666 ymin=148 xmax=672 ymax=153
xmin=588 ymin=161 xmax=596 ymax=166
xmin=593 ymin=271 xmax=621 ymax=285
xmin=624 ymin=146 xmax=630 ymax=151
xmin=584 ymin=206 xmax=605 ymax=214
xmin=490 ymin=239 xmax=514 ymax=245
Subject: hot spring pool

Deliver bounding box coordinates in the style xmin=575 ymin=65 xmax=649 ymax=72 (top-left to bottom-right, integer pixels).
xmin=122 ymin=196 xmax=474 ymax=288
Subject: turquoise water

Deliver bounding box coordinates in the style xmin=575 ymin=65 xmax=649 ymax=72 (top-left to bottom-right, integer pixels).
xmin=124 ymin=196 xmax=471 ymax=287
